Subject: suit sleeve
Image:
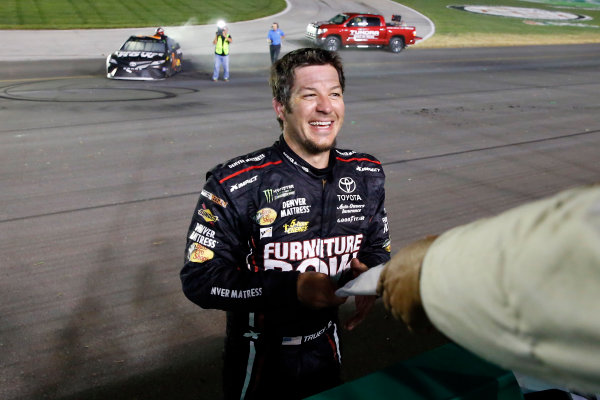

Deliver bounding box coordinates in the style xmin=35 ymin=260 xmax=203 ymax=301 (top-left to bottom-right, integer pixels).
xmin=180 ymin=172 xmax=300 ymax=312
xmin=420 ymin=185 xmax=600 ymax=392
xmin=358 ymin=172 xmax=391 ymax=268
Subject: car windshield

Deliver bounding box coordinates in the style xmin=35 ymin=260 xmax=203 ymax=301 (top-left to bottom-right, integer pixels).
xmin=328 ymin=14 xmax=348 ymax=24
xmin=120 ymin=38 xmax=166 ymax=52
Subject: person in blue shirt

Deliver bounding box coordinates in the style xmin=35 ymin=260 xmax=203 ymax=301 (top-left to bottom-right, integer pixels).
xmin=267 ymin=22 xmax=285 ymax=64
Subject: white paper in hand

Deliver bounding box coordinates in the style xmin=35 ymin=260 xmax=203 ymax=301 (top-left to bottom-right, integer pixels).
xmin=335 ymin=264 xmax=384 ymax=297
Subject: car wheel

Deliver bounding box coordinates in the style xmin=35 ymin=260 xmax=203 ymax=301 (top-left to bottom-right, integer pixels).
xmin=324 ymin=36 xmax=341 ymax=52
xmin=389 ymin=37 xmax=405 ymax=53
xmin=149 ymin=68 xmax=164 ymax=80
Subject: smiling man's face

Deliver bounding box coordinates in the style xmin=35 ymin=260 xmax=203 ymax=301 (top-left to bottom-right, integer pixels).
xmin=274 ymin=64 xmax=345 ymax=162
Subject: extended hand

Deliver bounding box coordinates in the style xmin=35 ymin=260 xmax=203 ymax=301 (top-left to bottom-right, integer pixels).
xmin=377 ymin=236 xmax=438 ymax=332
xmin=344 ymin=258 xmax=377 ymax=331
xmin=297 ymin=271 xmax=346 ymax=309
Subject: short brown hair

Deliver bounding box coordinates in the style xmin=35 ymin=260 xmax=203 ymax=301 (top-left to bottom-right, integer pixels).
xmin=270 ymin=48 xmax=345 ymax=129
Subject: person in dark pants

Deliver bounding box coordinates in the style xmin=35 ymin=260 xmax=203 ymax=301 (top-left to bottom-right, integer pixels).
xmin=181 ymin=48 xmax=391 ymax=399
xmin=267 ymin=22 xmax=285 ymax=64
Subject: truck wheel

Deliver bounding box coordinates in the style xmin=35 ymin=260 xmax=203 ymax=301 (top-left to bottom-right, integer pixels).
xmin=324 ymin=36 xmax=341 ymax=52
xmin=389 ymin=37 xmax=405 ymax=53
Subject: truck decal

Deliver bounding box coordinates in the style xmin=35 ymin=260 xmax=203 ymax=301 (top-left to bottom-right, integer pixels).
xmin=349 ymin=29 xmax=380 ymax=41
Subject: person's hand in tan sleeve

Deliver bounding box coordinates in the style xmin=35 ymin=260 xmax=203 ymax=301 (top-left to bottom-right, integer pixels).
xmin=377 ymin=236 xmax=438 ymax=332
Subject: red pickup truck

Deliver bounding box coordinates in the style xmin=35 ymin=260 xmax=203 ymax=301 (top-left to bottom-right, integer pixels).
xmin=306 ymin=13 xmax=418 ymax=53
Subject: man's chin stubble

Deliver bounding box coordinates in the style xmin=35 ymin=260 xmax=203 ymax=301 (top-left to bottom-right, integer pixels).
xmin=303 ymin=138 xmax=337 ymax=155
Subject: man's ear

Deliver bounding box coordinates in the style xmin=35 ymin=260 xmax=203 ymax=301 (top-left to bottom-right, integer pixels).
xmin=272 ymin=98 xmax=285 ymax=120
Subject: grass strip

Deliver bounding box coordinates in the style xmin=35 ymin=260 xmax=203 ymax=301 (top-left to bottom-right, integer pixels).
xmin=0 ymin=0 xmax=287 ymax=29
xmin=393 ymin=0 xmax=600 ymax=47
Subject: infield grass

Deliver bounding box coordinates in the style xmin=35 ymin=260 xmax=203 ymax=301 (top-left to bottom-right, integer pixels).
xmin=0 ymin=0 xmax=286 ymax=29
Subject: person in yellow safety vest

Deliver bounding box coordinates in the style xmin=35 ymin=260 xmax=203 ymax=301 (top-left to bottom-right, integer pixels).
xmin=212 ymin=25 xmax=232 ymax=81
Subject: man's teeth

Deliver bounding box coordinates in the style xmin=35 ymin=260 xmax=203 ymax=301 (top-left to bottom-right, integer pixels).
xmin=310 ymin=121 xmax=332 ymax=126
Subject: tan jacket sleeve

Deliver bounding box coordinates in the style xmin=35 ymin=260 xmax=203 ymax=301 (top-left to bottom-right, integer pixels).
xmin=420 ymin=184 xmax=600 ymax=392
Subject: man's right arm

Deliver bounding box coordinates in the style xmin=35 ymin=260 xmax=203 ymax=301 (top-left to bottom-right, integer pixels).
xmin=180 ymin=173 xmax=300 ymax=313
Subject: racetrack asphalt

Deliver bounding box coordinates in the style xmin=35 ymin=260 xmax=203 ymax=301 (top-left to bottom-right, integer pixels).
xmin=2 ymin=2 xmax=600 ymax=400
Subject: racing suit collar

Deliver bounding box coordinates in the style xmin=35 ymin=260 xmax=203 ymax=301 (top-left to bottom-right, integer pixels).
xmin=275 ymin=135 xmax=335 ymax=179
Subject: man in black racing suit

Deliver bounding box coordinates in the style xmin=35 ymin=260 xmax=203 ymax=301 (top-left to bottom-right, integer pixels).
xmin=181 ymin=48 xmax=391 ymax=399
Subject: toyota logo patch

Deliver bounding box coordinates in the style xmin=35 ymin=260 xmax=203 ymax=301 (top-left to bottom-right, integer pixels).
xmin=338 ymin=177 xmax=356 ymax=194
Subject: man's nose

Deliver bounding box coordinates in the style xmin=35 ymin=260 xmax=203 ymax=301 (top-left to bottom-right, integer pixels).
xmin=316 ymin=94 xmax=333 ymax=113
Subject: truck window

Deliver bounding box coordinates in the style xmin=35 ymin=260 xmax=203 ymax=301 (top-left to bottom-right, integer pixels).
xmin=348 ymin=17 xmax=368 ymax=27
xmin=329 ymin=14 xmax=348 ymax=24
xmin=366 ymin=17 xmax=381 ymax=27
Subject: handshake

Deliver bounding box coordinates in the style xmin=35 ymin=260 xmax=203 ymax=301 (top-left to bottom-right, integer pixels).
xmin=329 ymin=235 xmax=437 ymax=332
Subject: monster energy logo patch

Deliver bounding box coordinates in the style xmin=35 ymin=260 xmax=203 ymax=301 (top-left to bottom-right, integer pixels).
xmin=264 ymin=190 xmax=274 ymax=202
xmin=263 ymin=185 xmax=295 ymax=203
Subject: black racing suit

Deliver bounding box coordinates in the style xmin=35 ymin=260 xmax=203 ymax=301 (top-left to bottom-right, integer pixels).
xmin=181 ymin=137 xmax=391 ymax=399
